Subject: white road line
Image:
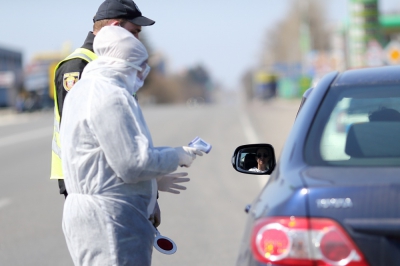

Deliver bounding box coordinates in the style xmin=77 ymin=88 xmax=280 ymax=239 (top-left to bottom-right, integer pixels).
xmin=239 ymin=112 xmax=259 ymax=144
xmin=239 ymin=112 xmax=268 ymax=188
xmin=0 ymin=198 xmax=12 ymax=209
xmin=0 ymin=126 xmax=52 ymax=148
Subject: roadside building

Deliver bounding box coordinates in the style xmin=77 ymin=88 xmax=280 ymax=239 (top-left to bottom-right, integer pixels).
xmin=24 ymin=44 xmax=71 ymax=111
xmin=347 ymin=0 xmax=400 ymax=68
xmin=0 ymin=46 xmax=23 ymax=108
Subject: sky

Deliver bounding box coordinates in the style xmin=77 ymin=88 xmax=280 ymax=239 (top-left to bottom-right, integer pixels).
xmin=0 ymin=0 xmax=399 ymax=89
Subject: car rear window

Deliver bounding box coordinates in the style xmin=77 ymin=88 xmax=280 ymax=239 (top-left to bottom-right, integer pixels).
xmin=305 ymin=84 xmax=400 ymax=166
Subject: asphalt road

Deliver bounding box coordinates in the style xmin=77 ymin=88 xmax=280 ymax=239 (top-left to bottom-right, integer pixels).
xmin=0 ymin=95 xmax=300 ymax=266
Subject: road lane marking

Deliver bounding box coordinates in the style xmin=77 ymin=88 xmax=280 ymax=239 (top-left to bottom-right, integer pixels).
xmin=0 ymin=198 xmax=12 ymax=209
xmin=0 ymin=126 xmax=52 ymax=148
xmin=239 ymin=112 xmax=268 ymax=188
xmin=239 ymin=112 xmax=259 ymax=144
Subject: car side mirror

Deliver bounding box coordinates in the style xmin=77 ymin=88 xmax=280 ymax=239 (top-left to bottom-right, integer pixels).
xmin=231 ymin=144 xmax=276 ymax=175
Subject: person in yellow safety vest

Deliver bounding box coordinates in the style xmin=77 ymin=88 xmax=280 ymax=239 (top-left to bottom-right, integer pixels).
xmin=50 ymin=0 xmax=158 ymax=218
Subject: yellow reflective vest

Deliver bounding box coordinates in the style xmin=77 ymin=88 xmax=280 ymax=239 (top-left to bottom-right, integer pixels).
xmin=50 ymin=48 xmax=97 ymax=180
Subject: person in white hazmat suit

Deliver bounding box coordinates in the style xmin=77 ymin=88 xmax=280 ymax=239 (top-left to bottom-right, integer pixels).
xmin=60 ymin=25 xmax=203 ymax=266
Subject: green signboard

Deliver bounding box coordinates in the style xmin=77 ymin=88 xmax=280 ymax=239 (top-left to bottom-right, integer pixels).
xmin=349 ymin=0 xmax=382 ymax=67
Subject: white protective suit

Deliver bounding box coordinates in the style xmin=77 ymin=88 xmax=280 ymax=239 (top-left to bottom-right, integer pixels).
xmin=60 ymin=26 xmax=180 ymax=266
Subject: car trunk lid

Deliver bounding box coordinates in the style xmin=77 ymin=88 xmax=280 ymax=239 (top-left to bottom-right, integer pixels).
xmin=302 ymin=166 xmax=400 ymax=266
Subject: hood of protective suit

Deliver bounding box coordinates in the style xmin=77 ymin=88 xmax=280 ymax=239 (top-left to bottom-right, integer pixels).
xmin=84 ymin=25 xmax=149 ymax=95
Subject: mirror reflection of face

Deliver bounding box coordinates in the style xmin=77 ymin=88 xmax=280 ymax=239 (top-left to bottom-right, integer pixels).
xmin=256 ymin=148 xmax=270 ymax=170
xmin=234 ymin=145 xmax=275 ymax=174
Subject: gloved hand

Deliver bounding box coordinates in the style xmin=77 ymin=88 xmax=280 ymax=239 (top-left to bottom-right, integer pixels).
xmin=174 ymin=146 xmax=203 ymax=167
xmin=157 ymin=172 xmax=190 ymax=194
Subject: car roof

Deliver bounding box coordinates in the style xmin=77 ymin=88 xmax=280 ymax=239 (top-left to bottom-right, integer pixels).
xmin=333 ymin=65 xmax=400 ymax=87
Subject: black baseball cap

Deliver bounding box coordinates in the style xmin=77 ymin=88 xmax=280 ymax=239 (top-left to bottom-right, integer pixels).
xmin=93 ymin=0 xmax=155 ymax=26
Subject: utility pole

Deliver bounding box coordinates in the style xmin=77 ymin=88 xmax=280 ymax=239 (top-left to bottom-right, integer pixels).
xmin=299 ymin=0 xmax=311 ymax=75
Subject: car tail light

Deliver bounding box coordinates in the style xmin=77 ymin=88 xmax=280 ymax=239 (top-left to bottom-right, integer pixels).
xmin=251 ymin=216 xmax=369 ymax=266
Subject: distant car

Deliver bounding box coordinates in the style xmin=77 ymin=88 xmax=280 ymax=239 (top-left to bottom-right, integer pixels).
xmin=232 ymin=65 xmax=400 ymax=266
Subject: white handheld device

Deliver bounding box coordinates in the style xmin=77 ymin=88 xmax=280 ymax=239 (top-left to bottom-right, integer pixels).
xmin=188 ymin=136 xmax=212 ymax=154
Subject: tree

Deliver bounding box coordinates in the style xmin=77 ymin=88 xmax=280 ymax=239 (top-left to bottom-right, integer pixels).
xmin=138 ymin=63 xmax=214 ymax=105
xmin=261 ymin=0 xmax=330 ymax=67
xmin=137 ymin=31 xmax=214 ymax=104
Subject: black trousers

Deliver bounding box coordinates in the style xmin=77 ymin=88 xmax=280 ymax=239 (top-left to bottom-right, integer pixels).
xmin=58 ymin=179 xmax=68 ymax=199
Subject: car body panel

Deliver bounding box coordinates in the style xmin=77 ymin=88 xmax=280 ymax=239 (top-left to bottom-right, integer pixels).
xmin=280 ymin=71 xmax=338 ymax=170
xmin=305 ymin=168 xmax=400 ymax=266
xmin=236 ymin=72 xmax=339 ymax=266
xmin=333 ymin=66 xmax=400 ymax=86
xmin=234 ymin=66 xmax=400 ymax=266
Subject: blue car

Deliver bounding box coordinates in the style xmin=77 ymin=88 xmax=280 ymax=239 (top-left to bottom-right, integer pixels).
xmin=232 ymin=66 xmax=400 ymax=266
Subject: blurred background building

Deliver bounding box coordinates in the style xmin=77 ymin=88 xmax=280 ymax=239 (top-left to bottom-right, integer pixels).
xmin=244 ymin=0 xmax=400 ymax=102
xmin=1 ymin=0 xmax=400 ymax=111
xmin=0 ymin=47 xmax=23 ymax=108
xmin=23 ymin=43 xmax=72 ymax=112
xmin=0 ymin=37 xmax=216 ymax=111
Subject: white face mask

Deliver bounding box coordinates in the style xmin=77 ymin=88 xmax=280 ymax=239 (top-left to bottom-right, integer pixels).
xmin=99 ymin=56 xmax=151 ymax=93
xmin=133 ymin=63 xmax=150 ymax=93
xmin=133 ymin=77 xmax=144 ymax=93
